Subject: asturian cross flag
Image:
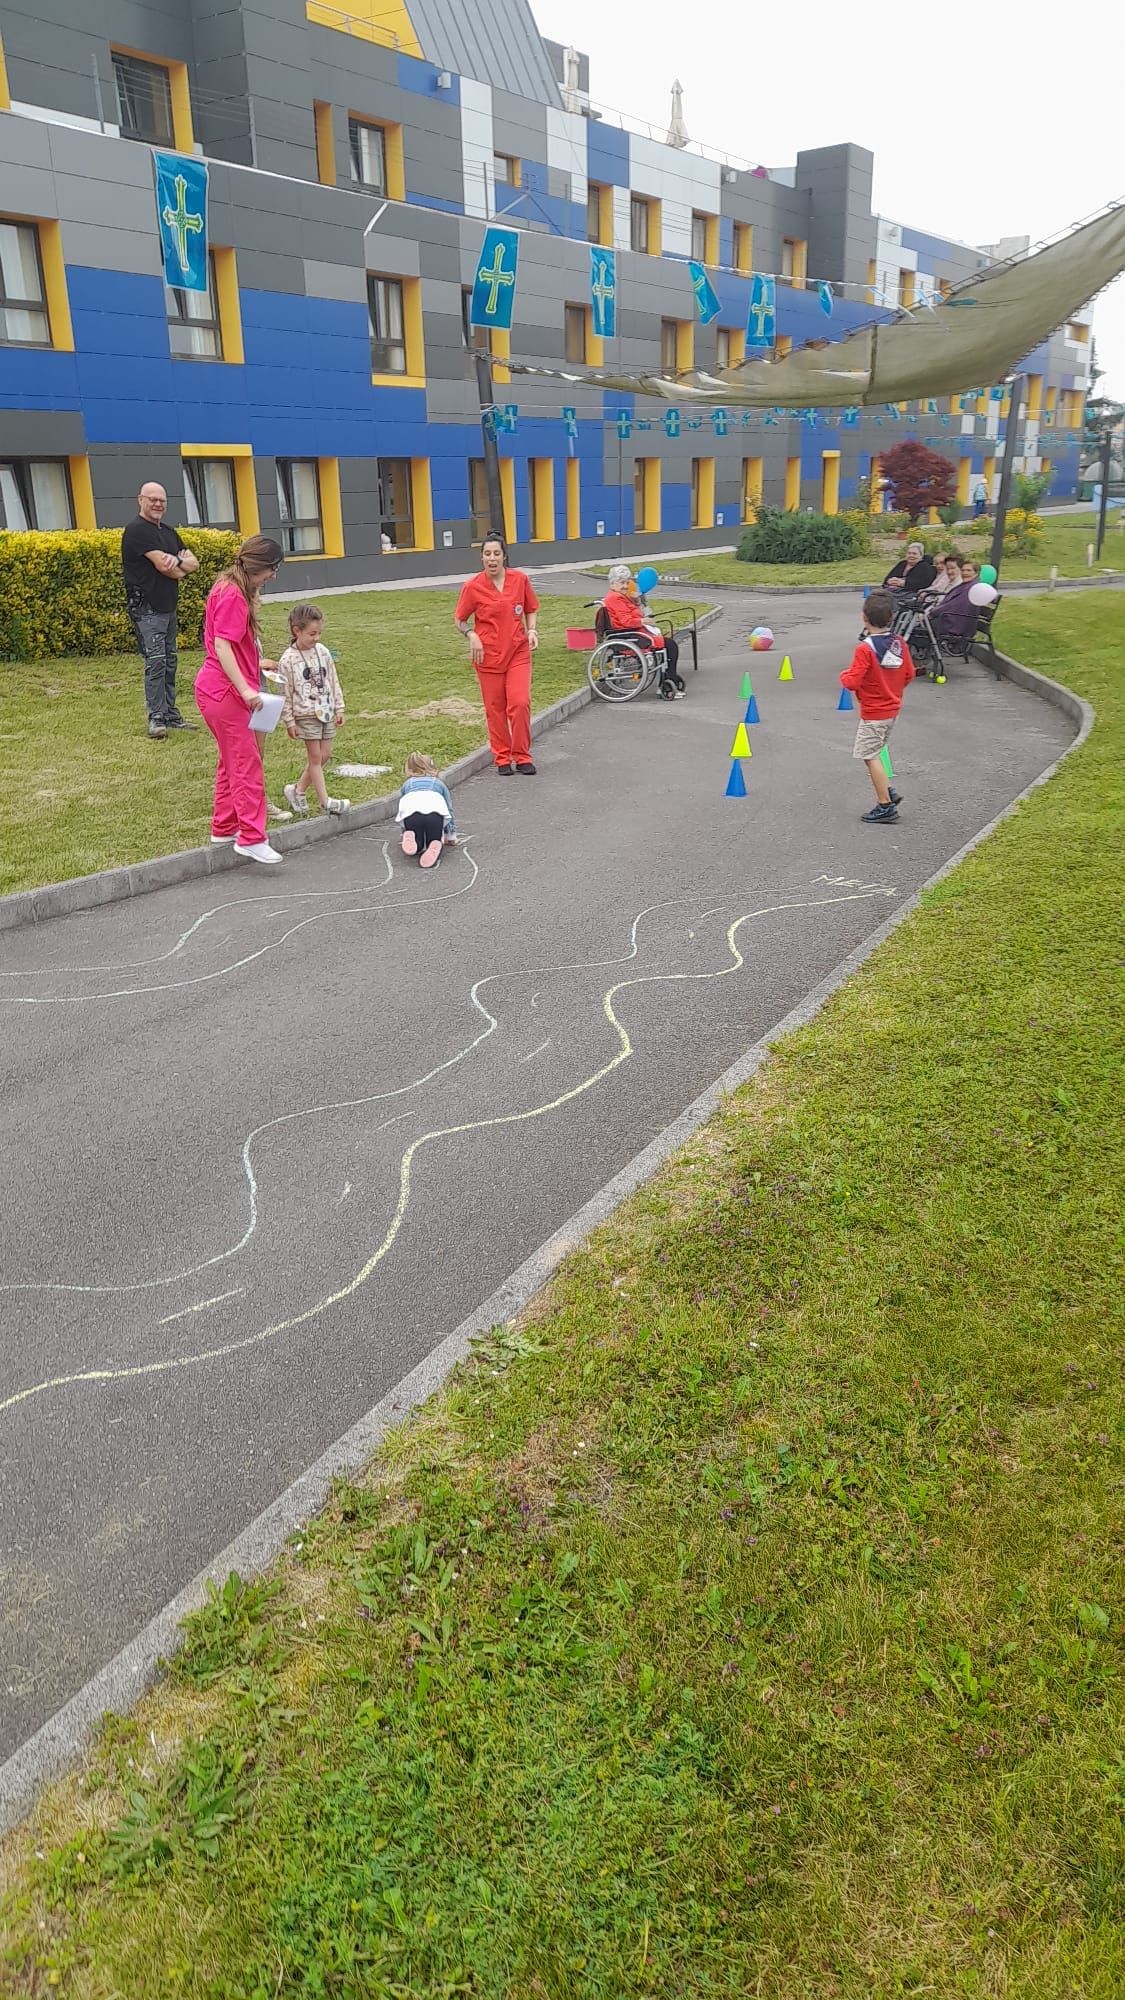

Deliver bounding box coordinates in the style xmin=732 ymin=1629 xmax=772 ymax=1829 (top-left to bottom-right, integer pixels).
xmin=746 ymin=273 xmax=776 ymax=350
xmin=589 ymin=245 xmax=617 ymax=341
xmin=688 ymin=261 xmax=722 ymax=326
xmin=470 ymin=225 xmax=521 ymax=331
xmin=154 ymin=152 xmax=209 ymax=294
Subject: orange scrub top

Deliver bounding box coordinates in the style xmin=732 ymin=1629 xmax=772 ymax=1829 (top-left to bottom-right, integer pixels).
xmin=455 ymin=569 xmax=539 ymax=673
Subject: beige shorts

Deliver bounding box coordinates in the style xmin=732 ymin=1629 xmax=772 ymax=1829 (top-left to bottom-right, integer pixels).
xmin=294 ymin=716 xmax=336 ymax=742
xmin=853 ymin=718 xmax=894 ymax=761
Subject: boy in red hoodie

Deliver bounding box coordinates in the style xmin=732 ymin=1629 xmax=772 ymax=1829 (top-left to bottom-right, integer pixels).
xmin=839 ymin=590 xmax=915 ymax=824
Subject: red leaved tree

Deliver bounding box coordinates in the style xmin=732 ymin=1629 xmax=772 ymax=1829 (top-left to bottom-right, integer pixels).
xmin=878 ymin=440 xmax=957 ymax=523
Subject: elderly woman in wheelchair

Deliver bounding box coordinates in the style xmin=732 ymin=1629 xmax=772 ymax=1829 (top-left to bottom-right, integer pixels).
xmin=588 ymin=563 xmax=686 ymax=703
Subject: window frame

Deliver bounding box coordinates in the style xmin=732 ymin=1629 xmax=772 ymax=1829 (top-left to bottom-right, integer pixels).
xmin=564 ymin=302 xmax=588 ymax=365
xmin=368 ymin=273 xmax=406 ymax=376
xmin=348 ymin=115 xmax=389 ymax=194
xmin=660 ymin=317 xmax=679 ymax=374
xmin=0 ymin=218 xmax=51 ymax=349
xmin=165 ymin=249 xmax=223 ymax=362
xmin=630 ymin=194 xmax=650 ymax=254
xmin=460 ymin=287 xmax=491 ymax=354
xmin=376 ymin=456 xmax=415 ymax=552
xmin=493 ymin=153 xmax=520 ymax=188
xmin=0 ymin=455 xmax=75 ymax=531
xmin=468 ymin=458 xmax=491 ymax=544
xmin=111 ymin=49 xmax=176 ymax=147
xmin=182 ymin=456 xmax=238 ymax=532
xmin=276 ymin=456 xmax=325 ymax=555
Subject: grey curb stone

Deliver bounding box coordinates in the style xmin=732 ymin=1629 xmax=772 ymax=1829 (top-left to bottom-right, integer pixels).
xmin=0 ymin=628 xmax=1091 ymax=1834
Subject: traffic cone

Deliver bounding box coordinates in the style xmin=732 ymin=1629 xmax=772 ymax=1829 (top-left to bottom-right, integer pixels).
xmin=744 ymin=693 xmax=760 ymax=724
xmin=740 ymin=671 xmax=753 ymax=700
xmin=725 ymin=759 xmax=748 ymax=798
xmin=778 ymin=655 xmax=793 ymax=681
xmin=837 ymin=686 xmax=854 ymax=711
xmin=879 ymin=744 xmax=895 ymax=780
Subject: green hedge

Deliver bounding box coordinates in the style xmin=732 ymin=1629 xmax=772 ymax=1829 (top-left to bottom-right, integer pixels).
xmin=0 ymin=528 xmax=240 ymax=660
xmin=737 ymin=506 xmax=867 ymax=565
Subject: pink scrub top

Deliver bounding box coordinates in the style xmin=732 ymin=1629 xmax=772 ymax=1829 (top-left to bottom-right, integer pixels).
xmin=195 ymin=581 xmax=261 ymax=703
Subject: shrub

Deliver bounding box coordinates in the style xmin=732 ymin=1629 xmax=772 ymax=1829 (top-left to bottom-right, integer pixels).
xmin=839 ymin=508 xmax=872 ymax=552
xmin=737 ymin=507 xmax=867 ymax=565
xmin=1014 ymin=470 xmax=1052 ymax=514
xmin=0 ymin=528 xmax=239 ymax=660
xmin=1002 ymin=508 xmax=1044 ymax=556
xmin=938 ymin=501 xmax=965 ymax=530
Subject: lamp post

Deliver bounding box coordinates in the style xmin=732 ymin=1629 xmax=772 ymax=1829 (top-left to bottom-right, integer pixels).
xmin=473 ymin=347 xmax=506 ymax=541
xmin=989 ymin=373 xmax=1024 ymax=578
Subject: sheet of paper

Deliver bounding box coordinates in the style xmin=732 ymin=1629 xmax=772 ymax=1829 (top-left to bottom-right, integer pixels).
xmin=248 ymin=691 xmax=285 ymax=734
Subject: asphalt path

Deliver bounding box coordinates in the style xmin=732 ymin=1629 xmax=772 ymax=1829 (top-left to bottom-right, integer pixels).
xmin=0 ymin=594 xmax=1071 ymax=1760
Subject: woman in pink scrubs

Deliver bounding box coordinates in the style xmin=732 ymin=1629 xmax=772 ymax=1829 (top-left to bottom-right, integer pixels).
xmin=194 ymin=535 xmax=285 ymax=865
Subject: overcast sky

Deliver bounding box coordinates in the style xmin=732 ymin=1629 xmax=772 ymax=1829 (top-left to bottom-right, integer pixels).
xmin=541 ymin=0 xmax=1124 ymax=401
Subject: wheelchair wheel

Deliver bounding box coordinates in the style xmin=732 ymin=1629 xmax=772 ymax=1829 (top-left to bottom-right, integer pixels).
xmin=587 ymin=638 xmax=649 ymax=702
xmin=658 ymin=677 xmax=678 ymax=700
xmin=673 ymin=674 xmax=685 ymax=691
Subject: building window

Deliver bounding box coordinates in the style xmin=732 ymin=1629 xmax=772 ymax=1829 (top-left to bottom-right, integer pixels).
xmin=368 ymin=275 xmax=406 ymax=374
xmin=493 ymin=153 xmax=519 ymax=186
xmin=1067 ymin=320 xmax=1089 ymax=344
xmin=0 ymin=220 xmax=50 ymax=347
xmin=690 ymin=212 xmax=708 ymax=262
xmin=661 ymin=318 xmax=679 ymax=373
xmin=112 ymin=50 xmax=175 ymax=146
xmin=276 ymin=457 xmax=324 ymax=554
xmin=377 ymin=457 xmax=415 ymax=550
xmin=166 ymin=251 xmax=223 ymax=360
xmin=691 ymin=456 xmax=714 ymax=530
xmin=781 ymin=237 xmax=807 ymax=287
xmin=0 ymin=456 xmax=74 ymax=530
xmin=461 ymin=288 xmax=490 ymax=353
xmin=733 ymin=221 xmax=752 ymax=274
xmin=938 ymin=276 xmax=951 ymax=300
xmin=587 ymin=182 xmax=609 ymax=245
xmin=183 ymin=457 xmax=238 ymax=531
xmin=565 ymin=303 xmax=587 ymax=365
xmin=348 ymin=117 xmax=387 ymax=193
xmin=716 ymin=327 xmax=746 ymax=371
xmin=630 ymin=195 xmax=651 ymax=253
xmin=898 ymin=268 xmax=915 ymax=309
xmin=633 ymin=460 xmax=647 ymax=531
xmin=468 ymin=458 xmax=491 ymax=543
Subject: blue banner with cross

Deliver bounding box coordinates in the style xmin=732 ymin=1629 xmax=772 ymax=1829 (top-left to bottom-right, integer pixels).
xmin=154 ymin=152 xmax=209 ymax=294
xmin=745 ymin=273 xmax=776 ymax=351
xmin=470 ymin=225 xmax=521 ymax=331
xmin=589 ymin=245 xmax=617 ymax=341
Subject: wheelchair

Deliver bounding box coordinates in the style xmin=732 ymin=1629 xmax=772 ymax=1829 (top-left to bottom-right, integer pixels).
xmin=890 ymin=592 xmax=1002 ymax=681
xmin=585 ymin=602 xmax=700 ymax=703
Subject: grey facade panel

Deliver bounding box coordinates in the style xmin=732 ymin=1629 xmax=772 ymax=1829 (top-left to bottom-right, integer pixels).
xmin=406 ymin=0 xmax=561 ymax=106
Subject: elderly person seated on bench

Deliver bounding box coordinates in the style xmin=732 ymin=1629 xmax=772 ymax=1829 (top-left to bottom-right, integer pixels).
xmin=883 ymin=540 xmax=936 ymax=595
xmin=601 ymin=563 xmax=681 ymax=687
xmin=919 ymin=551 xmax=959 ymax=604
xmin=930 ymin=558 xmax=982 ymax=644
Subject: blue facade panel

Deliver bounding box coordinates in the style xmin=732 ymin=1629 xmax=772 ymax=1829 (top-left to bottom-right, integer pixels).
xmin=397 ymin=55 xmax=461 ymax=104
xmin=587 ymin=121 xmax=630 ymax=189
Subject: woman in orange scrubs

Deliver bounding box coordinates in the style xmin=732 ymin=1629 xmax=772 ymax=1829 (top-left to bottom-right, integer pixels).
xmin=455 ymin=532 xmax=540 ymax=775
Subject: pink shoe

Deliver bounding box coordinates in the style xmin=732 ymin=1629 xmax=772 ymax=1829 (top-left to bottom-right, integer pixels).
xmin=401 ymin=830 xmax=418 ymax=856
xmin=419 ymin=840 xmax=443 ymax=870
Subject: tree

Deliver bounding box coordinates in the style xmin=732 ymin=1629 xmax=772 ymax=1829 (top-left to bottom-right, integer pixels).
xmin=878 ymin=440 xmax=957 ymax=523
xmin=1013 ymin=470 xmax=1052 ymax=514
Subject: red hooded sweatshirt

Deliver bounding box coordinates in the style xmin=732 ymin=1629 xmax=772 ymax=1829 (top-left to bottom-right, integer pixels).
xmin=839 ymin=629 xmax=916 ymax=719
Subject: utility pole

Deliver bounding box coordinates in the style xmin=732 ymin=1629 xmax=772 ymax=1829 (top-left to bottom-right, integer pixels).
xmin=1095 ymin=431 xmax=1112 ymax=559
xmin=989 ymin=374 xmax=1024 ymax=578
xmin=473 ymin=347 xmax=506 ymax=541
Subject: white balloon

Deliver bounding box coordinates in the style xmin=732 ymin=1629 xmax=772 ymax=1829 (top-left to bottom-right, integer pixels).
xmin=969 ymin=581 xmax=998 ymax=606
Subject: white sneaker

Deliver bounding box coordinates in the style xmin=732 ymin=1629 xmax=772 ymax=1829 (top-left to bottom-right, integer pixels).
xmin=210 ymin=833 xmax=236 ymax=845
xmin=233 ymin=840 xmax=283 ymax=866
xmin=326 ymin=796 xmax=351 ymax=815
xmin=283 ymin=783 xmax=309 ymax=817
xmin=267 ymin=801 xmax=293 ymax=822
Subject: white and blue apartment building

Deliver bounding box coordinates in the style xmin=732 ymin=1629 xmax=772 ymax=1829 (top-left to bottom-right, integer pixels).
xmin=0 ymin=0 xmax=1092 ymax=589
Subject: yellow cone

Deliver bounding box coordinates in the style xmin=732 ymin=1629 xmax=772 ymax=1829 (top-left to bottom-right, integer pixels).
xmin=778 ymin=655 xmax=794 ymax=681
xmin=730 ymin=721 xmax=752 ymax=759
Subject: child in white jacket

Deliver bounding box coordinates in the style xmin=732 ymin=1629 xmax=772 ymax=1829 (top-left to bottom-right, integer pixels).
xmin=277 ymin=603 xmax=348 ymax=816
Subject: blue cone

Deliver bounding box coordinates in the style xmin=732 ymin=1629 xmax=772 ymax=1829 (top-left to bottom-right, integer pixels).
xmin=744 ymin=694 xmax=760 ymax=724
xmin=837 ymin=685 xmax=854 ymax=711
xmin=725 ymin=759 xmax=748 ymax=798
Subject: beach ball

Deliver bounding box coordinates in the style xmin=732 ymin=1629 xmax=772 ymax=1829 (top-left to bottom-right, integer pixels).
xmin=749 ymin=625 xmax=774 ymax=651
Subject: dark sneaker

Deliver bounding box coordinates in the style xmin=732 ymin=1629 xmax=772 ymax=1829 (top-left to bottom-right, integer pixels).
xmin=164 ymin=716 xmax=197 ymax=730
xmin=862 ymin=801 xmax=898 ymax=823
xmin=889 ymin=788 xmax=902 ymax=806
xmin=148 ymin=718 xmax=167 ymax=740
xmin=497 ymin=762 xmax=515 ymax=776
xmin=515 ymin=761 xmax=537 ymax=776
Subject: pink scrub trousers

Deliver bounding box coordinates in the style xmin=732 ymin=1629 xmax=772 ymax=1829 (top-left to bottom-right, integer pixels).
xmin=194 ymin=677 xmax=267 ymax=845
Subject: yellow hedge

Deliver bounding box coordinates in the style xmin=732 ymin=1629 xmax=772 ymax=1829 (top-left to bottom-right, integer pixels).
xmin=0 ymin=528 xmax=240 ymax=660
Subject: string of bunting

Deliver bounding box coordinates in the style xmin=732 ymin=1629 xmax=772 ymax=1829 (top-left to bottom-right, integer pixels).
xmin=486 ymin=401 xmax=1080 ymax=444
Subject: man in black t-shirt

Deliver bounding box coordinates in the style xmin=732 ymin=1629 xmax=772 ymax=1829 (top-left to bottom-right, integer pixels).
xmin=121 ymin=483 xmax=200 ymax=739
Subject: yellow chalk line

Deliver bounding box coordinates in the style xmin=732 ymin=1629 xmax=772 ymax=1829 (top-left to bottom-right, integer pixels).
xmin=0 ymin=891 xmax=890 ymax=1421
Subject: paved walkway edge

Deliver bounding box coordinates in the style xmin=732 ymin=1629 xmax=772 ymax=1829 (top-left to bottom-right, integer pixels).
xmin=0 ymin=643 xmax=1092 ymax=1835
xmin=0 ymin=606 xmax=724 ymax=938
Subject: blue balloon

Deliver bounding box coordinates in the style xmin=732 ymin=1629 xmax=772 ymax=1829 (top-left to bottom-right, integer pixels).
xmin=635 ymin=565 xmax=659 ymax=595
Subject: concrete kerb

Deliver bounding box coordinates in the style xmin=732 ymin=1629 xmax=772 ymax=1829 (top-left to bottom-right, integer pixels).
xmin=583 ymin=568 xmax=1125 ymax=598
xmin=0 ymin=610 xmax=725 ymax=939
xmin=0 ymin=635 xmax=1093 ymax=1836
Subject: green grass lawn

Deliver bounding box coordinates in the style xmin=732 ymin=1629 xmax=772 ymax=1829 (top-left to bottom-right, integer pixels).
xmin=2 ymin=595 xmax=1122 ymax=1998
xmin=653 ymin=512 xmax=1125 ymax=590
xmin=2 ymin=590 xmax=704 ymax=899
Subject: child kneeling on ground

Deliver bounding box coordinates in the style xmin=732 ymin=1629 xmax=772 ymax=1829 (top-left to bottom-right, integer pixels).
xmin=396 ymin=753 xmax=457 ymax=870
xmin=277 ymin=603 xmax=349 ymax=817
xmin=839 ymin=589 xmax=915 ymax=824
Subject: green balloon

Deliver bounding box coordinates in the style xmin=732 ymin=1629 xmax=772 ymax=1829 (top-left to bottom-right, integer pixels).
xmin=980 ymin=563 xmax=998 ymax=585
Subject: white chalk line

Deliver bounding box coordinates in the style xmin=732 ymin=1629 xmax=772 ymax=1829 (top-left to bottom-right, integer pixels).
xmin=0 ymin=899 xmax=687 ymax=1300
xmin=0 ymin=845 xmax=478 ymax=1006
xmin=0 ymin=889 xmax=895 ymax=1422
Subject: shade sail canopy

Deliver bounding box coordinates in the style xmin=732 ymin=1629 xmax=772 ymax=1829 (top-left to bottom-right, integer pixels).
xmin=509 ymin=205 xmax=1125 ymax=407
